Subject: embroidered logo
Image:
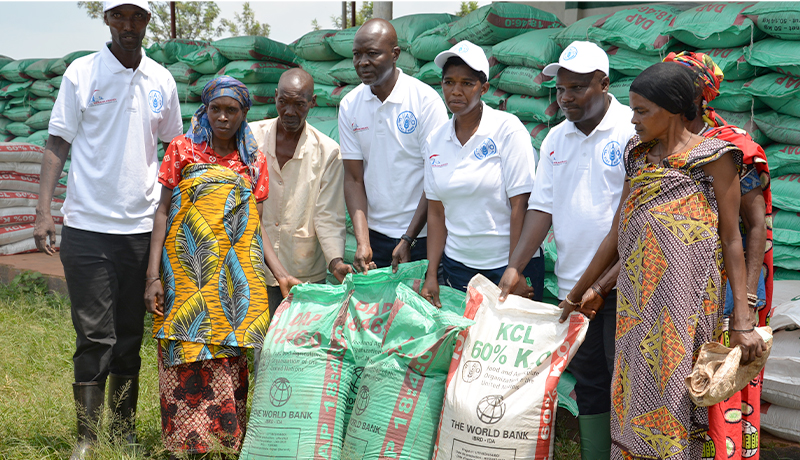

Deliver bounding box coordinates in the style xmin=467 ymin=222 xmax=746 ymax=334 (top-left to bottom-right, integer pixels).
xmin=88 ymin=90 xmax=117 ymax=107
xmin=602 ymin=140 xmax=622 ymax=167
xmin=563 ymin=46 xmax=578 ymax=61
xmin=148 ymin=90 xmax=163 ymax=113
xmin=473 ymin=138 xmax=497 ymax=160
xmin=352 ymin=121 xmax=369 ymax=133
xmin=396 ymin=111 xmax=417 ymax=134
xmin=429 ymin=154 xmax=448 ymax=168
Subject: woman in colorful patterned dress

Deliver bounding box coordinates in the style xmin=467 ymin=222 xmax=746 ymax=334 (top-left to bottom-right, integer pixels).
xmin=143 ymin=76 xmax=300 ymax=456
xmin=561 ymin=62 xmax=766 ymax=459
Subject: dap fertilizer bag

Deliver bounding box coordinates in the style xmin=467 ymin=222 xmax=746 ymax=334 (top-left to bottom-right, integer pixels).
xmin=697 ymin=47 xmax=761 ymax=81
xmin=553 ymin=14 xmax=606 ymax=48
xmin=743 ymin=2 xmax=800 ymax=41
xmin=397 ymin=51 xmax=423 ymax=77
xmin=166 ymin=62 xmax=201 ymax=84
xmin=609 ymin=77 xmax=635 ymax=105
xmin=175 ymin=82 xmax=200 ymax=103
xmin=664 ymin=2 xmax=765 ymax=48
xmin=0 ymin=81 xmax=31 ymax=98
xmin=446 ymin=3 xmax=563 ymax=46
xmin=307 ymin=107 xmax=338 ymax=119
xmin=754 ymin=111 xmax=800 ymax=145
xmin=765 ymin=144 xmax=800 ymax=178
xmin=188 ymin=75 xmax=216 ymax=98
xmin=30 ymin=80 xmax=54 ymax=98
xmin=330 ymin=60 xmax=361 ymax=86
xmin=743 ymin=73 xmax=800 ymax=117
xmin=410 ymin=22 xmax=452 ymax=61
xmin=607 ymin=46 xmax=671 ymax=77
xmin=504 ymin=95 xmax=562 ymax=124
xmin=710 ymin=79 xmax=765 ymax=112
xmin=491 ymin=28 xmax=563 ymax=70
xmin=747 ymin=39 xmax=800 ymax=77
xmin=414 ymin=61 xmax=444 ymax=85
xmin=717 ymin=109 xmax=771 ymax=145
xmin=495 ymin=67 xmax=555 ymax=97
xmin=341 ymin=284 xmax=472 ymax=460
xmin=221 ymin=61 xmax=293 ymax=84
xmin=771 ymin=174 xmax=800 ymax=213
xmin=588 ymin=5 xmax=683 ymax=55
xmin=774 ymin=244 xmax=800 ymax=270
xmin=292 ymin=30 xmax=341 ymax=61
xmin=432 ymin=275 xmax=590 ymax=460
xmin=177 ymin=46 xmax=230 ymax=74
xmin=482 ymin=86 xmax=511 ymax=109
xmin=25 ymin=59 xmax=59 ymax=80
xmin=52 ymin=50 xmax=93 ymax=75
xmin=30 ymin=97 xmax=55 ymax=111
xmin=213 ymin=36 xmax=297 ymax=65
xmin=248 ymin=83 xmax=279 ymax=105
xmin=162 ymin=39 xmax=208 ymax=63
xmin=326 ymin=27 xmax=360 ymax=59
xmin=240 ymin=281 xmax=355 ymax=460
xmin=0 ymin=58 xmax=40 ymax=82
xmin=246 ymin=104 xmax=278 ymax=122
xmin=314 ymin=84 xmax=355 ymax=107
xmin=4 ymin=106 xmax=36 ymax=123
xmin=298 ymin=60 xmax=340 ymax=86
xmin=773 ymin=210 xmax=800 ymax=245
xmin=24 ymin=111 xmax=51 ymax=131
xmin=392 ymin=13 xmax=458 ymax=50
xmin=525 ymin=122 xmax=551 ymax=151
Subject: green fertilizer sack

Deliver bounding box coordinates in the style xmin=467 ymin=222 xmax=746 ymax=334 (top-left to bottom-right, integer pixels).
xmin=166 ymin=62 xmax=200 ymax=84
xmin=553 ymin=14 xmax=606 ymax=48
xmin=240 ymin=282 xmax=356 ymax=460
xmin=292 ymin=29 xmax=341 ymax=61
xmin=179 ymin=102 xmax=202 ymax=120
xmin=773 ymin=210 xmax=800 ymax=246
xmin=175 ymin=82 xmax=200 ymax=104
xmin=26 ymin=130 xmax=48 ymax=147
xmin=482 ymin=86 xmax=511 ymax=109
xmin=525 ymin=122 xmax=551 ymax=151
xmin=392 ymin=13 xmax=459 ymax=50
xmin=765 ymin=144 xmax=800 ymax=177
xmin=327 ymin=27 xmax=360 ymax=59
xmin=48 ymin=75 xmax=62 ymax=89
xmin=0 ymin=55 xmax=13 ymax=69
xmin=24 ymin=59 xmax=59 ymax=80
xmin=52 ymin=50 xmax=93 ymax=75
xmin=774 ymin=243 xmax=800 ymax=270
xmin=246 ymin=104 xmax=278 ymax=122
xmin=315 ymin=84 xmax=355 ymax=107
xmin=588 ymin=5 xmax=683 ymax=55
xmin=6 ymin=122 xmax=34 ymax=138
xmin=492 ymin=28 xmax=563 ymax=70
xmin=664 ymin=2 xmax=765 ymax=48
xmin=1 ymin=81 xmax=32 ymax=98
xmin=415 ymin=61 xmax=443 ymax=84
xmin=410 ymin=22 xmax=452 ymax=61
xmin=249 ymin=83 xmax=279 ymax=105
xmin=340 ymin=283 xmax=472 ymax=460
xmin=162 ymin=39 xmax=209 ymax=64
xmin=717 ymin=109 xmax=771 ymax=146
xmin=774 ymin=267 xmax=800 ymax=281
xmin=0 ymin=118 xmax=10 ymax=135
xmin=3 ymin=106 xmax=36 ymax=123
xmin=504 ymin=94 xmax=562 ymax=124
xmin=742 ymin=2 xmax=800 ymax=41
xmin=495 ymin=66 xmax=555 ymax=97
xmin=188 ymin=75 xmax=216 ymax=98
xmin=222 ymin=60 xmax=293 ymax=84
xmin=609 ymin=77 xmax=635 ymax=105
xmin=446 ymin=3 xmax=563 ymax=46
xmin=0 ymin=59 xmax=40 ymax=83
xmin=544 ymin=228 xmax=557 ymax=272
xmin=710 ymin=80 xmax=765 ymax=113
xmin=607 ymin=46 xmax=668 ymax=77
xmin=311 ymin=118 xmax=340 ymax=143
xmin=697 ymin=47 xmax=761 ymax=81
xmin=308 ymin=107 xmax=338 ymax=119
xmin=743 ymin=73 xmax=800 ymax=117
xmin=24 ymin=110 xmax=50 ymax=131
xmin=213 ymin=36 xmax=297 ymax=65
xmin=145 ymin=42 xmax=170 ymax=64
xmin=747 ymin=39 xmax=800 ymax=76
xmin=397 ymin=51 xmax=423 ymax=76
xmin=298 ymin=60 xmax=340 ymax=86
xmin=176 ymin=46 xmax=230 ymax=74
xmin=754 ymin=111 xmax=800 ymax=145
xmin=771 ymin=174 xmax=800 ymax=213
xmin=330 ymin=59 xmax=361 ymax=86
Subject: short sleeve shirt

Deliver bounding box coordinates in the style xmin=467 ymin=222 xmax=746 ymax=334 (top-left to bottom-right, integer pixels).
xmin=338 ymin=70 xmax=449 ymax=238
xmin=424 ymin=103 xmax=534 ymax=269
xmin=158 ymin=135 xmax=269 ymax=202
xmin=48 ymin=43 xmax=183 ymax=234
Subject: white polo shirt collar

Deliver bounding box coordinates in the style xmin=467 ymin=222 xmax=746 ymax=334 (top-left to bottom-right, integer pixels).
xmin=99 ymin=42 xmax=153 ymax=77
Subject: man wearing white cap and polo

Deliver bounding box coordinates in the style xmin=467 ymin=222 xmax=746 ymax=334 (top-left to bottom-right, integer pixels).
xmin=498 ymin=41 xmax=636 ymax=459
xmin=33 ymin=1 xmax=182 ymax=457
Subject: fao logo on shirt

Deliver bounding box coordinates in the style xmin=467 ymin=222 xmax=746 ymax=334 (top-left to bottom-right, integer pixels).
xmin=473 ymin=138 xmax=497 ymax=160
xmin=149 ymin=90 xmax=163 ymax=113
xmin=602 ymin=141 xmax=622 ymax=167
xmin=396 ymin=111 xmax=417 ymax=134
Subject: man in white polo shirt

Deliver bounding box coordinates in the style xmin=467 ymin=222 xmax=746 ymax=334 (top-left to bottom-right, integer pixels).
xmin=33 ymin=1 xmax=182 ymax=457
xmin=498 ymin=41 xmax=636 ymax=460
xmin=339 ymin=18 xmax=449 ymax=272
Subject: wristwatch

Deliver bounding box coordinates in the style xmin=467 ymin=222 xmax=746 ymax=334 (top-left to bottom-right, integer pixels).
xmin=400 ymin=234 xmax=416 ymax=248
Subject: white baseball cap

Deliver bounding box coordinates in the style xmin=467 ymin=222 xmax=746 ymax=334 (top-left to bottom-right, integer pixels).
xmin=103 ymin=0 xmax=150 ymax=13
xmin=542 ymin=41 xmax=609 ymax=77
xmin=434 ymin=40 xmax=490 ymax=81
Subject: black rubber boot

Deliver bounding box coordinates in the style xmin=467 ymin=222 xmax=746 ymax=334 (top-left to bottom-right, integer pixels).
xmin=70 ymin=381 xmax=105 ymax=460
xmin=107 ymin=373 xmax=139 ymax=448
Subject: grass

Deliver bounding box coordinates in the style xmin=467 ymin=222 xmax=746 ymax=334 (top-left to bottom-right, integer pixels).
xmin=0 ymin=274 xmax=580 ymax=460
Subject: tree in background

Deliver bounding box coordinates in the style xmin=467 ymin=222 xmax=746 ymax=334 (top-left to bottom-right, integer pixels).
xmin=456 ymin=1 xmax=479 ymax=17
xmin=310 ymin=18 xmax=321 ymax=32
xmin=330 ymin=1 xmax=373 ymax=29
xmin=77 ymin=1 xmax=270 ymax=44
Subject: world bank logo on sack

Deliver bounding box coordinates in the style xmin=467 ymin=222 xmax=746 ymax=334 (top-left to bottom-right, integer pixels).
xmin=563 ymin=46 xmax=578 ymax=61
xmin=473 ymin=138 xmax=498 ymax=160
xmin=269 ymin=377 xmax=292 ymax=407
xmin=397 ymin=111 xmax=417 ymax=134
xmin=149 ymin=90 xmax=163 ymax=113
xmin=602 ymin=140 xmax=622 ymax=167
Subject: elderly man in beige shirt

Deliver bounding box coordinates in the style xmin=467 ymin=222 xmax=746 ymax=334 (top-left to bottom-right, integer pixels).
xmin=250 ymin=68 xmax=352 ymax=316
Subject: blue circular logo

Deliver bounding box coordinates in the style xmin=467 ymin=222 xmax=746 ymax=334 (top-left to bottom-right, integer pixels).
xmin=148 ymin=90 xmax=163 ymax=113
xmin=458 ymin=44 xmax=470 ymax=53
xmin=396 ymin=111 xmax=417 ymax=134
xmin=563 ymin=46 xmax=578 ymax=61
xmin=602 ymin=141 xmax=622 ymax=167
xmin=473 ymin=138 xmax=497 ymax=160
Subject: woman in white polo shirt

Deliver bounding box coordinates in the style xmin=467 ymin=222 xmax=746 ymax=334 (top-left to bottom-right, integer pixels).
xmin=420 ymin=41 xmax=542 ymax=305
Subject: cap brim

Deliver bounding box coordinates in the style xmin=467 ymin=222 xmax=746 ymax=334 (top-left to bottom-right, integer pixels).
xmin=434 ymin=50 xmax=458 ymax=69
xmin=542 ymin=63 xmax=562 ymax=77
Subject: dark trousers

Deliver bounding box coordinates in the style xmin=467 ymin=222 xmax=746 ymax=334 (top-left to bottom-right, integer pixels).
xmin=60 ymin=226 xmax=150 ymax=383
xmin=369 ymin=229 xmax=428 ymax=269
xmin=441 ymin=251 xmax=546 ymax=301
xmin=566 ymin=291 xmax=617 ymax=416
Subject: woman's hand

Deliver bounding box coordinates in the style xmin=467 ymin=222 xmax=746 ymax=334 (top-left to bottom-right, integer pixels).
xmin=730 ymin=329 xmax=767 ymax=365
xmin=144 ymin=279 xmax=164 ymax=317
xmin=277 ymin=275 xmax=303 ymax=299
xmin=512 ymin=277 xmax=534 ymax=299
xmin=498 ymin=268 xmax=521 ymax=302
xmin=576 ymin=286 xmax=606 ymax=321
xmin=421 ymin=276 xmax=441 ymax=308
xmin=329 ymin=258 xmax=354 ymax=283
